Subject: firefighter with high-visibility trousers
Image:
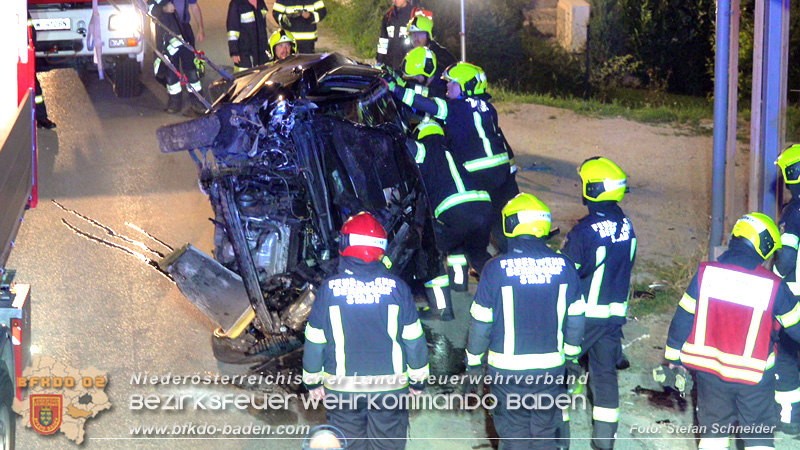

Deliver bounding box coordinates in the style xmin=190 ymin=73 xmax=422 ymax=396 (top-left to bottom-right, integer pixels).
xmin=383 ymin=62 xmax=519 ymax=255
xmin=772 ymin=144 xmax=800 ymax=434
xmin=269 ymin=29 xmax=297 ymax=62
xmin=148 ymin=0 xmax=207 ymax=115
xmin=226 ymin=0 xmax=270 ymax=72
xmin=559 ymin=157 xmax=636 ymax=450
xmin=302 ymin=212 xmax=429 ymax=450
xmin=406 ymin=15 xmax=455 ymax=81
xmin=464 ymin=193 xmax=585 ymax=449
xmin=665 ymin=212 xmax=800 ymax=449
xmin=272 ymin=0 xmax=327 ymax=53
xmin=406 ymin=119 xmax=492 ymax=319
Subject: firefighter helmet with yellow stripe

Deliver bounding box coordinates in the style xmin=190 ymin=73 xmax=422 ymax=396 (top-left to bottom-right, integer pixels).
xmin=269 ymin=29 xmax=297 ymax=57
xmin=402 ymin=46 xmax=437 ymax=79
xmin=578 ymin=157 xmax=627 ymax=202
xmin=730 ymin=212 xmax=781 ymax=260
xmin=502 ymin=193 xmax=551 ymax=238
xmin=776 ymin=144 xmax=800 ymax=185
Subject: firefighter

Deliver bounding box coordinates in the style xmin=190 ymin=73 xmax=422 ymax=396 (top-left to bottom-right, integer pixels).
xmin=560 ymin=157 xmax=636 ymax=450
xmin=226 ymin=0 xmax=270 ymax=72
xmin=773 ymin=144 xmax=800 ymax=434
xmin=665 ymin=212 xmax=800 ymax=449
xmin=302 ymin=212 xmax=429 ymax=450
xmin=149 ymin=0 xmax=207 ymax=114
xmin=269 ymin=29 xmax=297 ymax=62
xmin=407 ymin=119 xmax=492 ymax=317
xmin=377 ymin=0 xmax=426 ymax=71
xmin=384 ymin=62 xmax=519 ymax=253
xmin=272 ymin=0 xmax=327 ymax=53
xmin=464 ymin=193 xmax=585 ymax=449
xmin=406 ymin=15 xmax=455 ymax=81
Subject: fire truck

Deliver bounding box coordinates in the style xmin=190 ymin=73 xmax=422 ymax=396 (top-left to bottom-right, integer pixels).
xmin=28 ymin=0 xmax=146 ymax=98
xmin=0 ymin=3 xmax=40 ymax=448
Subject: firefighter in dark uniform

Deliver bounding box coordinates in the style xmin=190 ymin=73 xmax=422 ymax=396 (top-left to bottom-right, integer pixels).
xmin=560 ymin=157 xmax=636 ymax=450
xmin=269 ymin=29 xmax=297 ymax=62
xmin=465 ymin=193 xmax=585 ymax=449
xmin=272 ymin=0 xmax=327 ymax=53
xmin=385 ymin=62 xmax=519 ymax=253
xmin=665 ymin=213 xmax=800 ymax=449
xmin=407 ymin=119 xmax=492 ymax=319
xmin=396 ymin=45 xmax=446 ymax=99
xmin=773 ymin=144 xmax=800 ymax=434
xmin=226 ymin=0 xmax=270 ymax=72
xmin=407 ymin=15 xmax=456 ymax=82
xmin=377 ymin=0 xmax=425 ymax=71
xmin=303 ymin=212 xmax=429 ymax=450
xmin=149 ymin=0 xmax=206 ymax=114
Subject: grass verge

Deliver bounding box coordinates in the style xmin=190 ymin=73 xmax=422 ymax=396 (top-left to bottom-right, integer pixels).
xmin=628 ymin=252 xmax=703 ymax=318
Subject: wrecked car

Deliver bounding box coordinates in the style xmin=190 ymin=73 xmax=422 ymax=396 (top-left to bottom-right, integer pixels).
xmin=156 ymin=53 xmax=441 ymax=364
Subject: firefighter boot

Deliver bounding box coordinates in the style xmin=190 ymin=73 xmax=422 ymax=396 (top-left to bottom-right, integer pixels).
xmin=447 ymin=254 xmax=469 ymax=292
xmin=418 ymin=275 xmax=454 ymax=321
xmin=165 ymin=94 xmax=183 ymax=114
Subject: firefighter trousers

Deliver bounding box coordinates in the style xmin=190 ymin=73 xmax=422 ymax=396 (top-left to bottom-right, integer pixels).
xmin=774 ymin=329 xmax=800 ymax=426
xmin=435 ymin=201 xmax=493 ymax=275
xmin=490 ymin=368 xmax=564 ymax=450
xmin=34 ymin=75 xmax=49 ymax=121
xmin=581 ymin=321 xmax=622 ymax=449
xmin=325 ymin=391 xmax=409 ymax=450
xmin=488 ymin=172 xmax=519 ymax=254
xmin=696 ymin=369 xmax=777 ymax=448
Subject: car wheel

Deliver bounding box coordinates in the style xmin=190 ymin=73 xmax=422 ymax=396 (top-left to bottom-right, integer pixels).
xmin=112 ymin=56 xmax=142 ymax=98
xmin=0 ymin=367 xmax=15 ymax=450
xmin=211 ymin=328 xmax=302 ymax=364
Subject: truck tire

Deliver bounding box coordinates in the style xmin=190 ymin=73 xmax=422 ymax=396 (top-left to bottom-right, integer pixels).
xmin=211 ymin=328 xmax=302 ymax=364
xmin=113 ymin=56 xmax=142 ymax=98
xmin=0 ymin=367 xmax=15 ymax=450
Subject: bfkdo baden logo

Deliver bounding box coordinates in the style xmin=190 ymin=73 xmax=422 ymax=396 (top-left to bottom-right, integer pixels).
xmin=30 ymin=394 xmax=62 ymax=435
xmin=13 ymin=355 xmax=111 ymax=444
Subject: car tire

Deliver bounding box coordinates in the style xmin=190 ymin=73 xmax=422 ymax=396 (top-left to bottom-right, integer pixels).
xmin=0 ymin=367 xmax=15 ymax=450
xmin=211 ymin=328 xmax=302 ymax=365
xmin=113 ymin=56 xmax=142 ymax=98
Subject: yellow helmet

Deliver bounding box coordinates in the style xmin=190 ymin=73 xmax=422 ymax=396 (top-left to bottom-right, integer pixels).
xmin=578 ymin=157 xmax=627 ymax=202
xmin=502 ymin=193 xmax=551 ymax=238
xmin=730 ymin=212 xmax=781 ymax=259
xmin=407 ymin=15 xmax=433 ymax=38
xmin=776 ymin=144 xmax=800 ymax=184
xmin=442 ymin=62 xmax=487 ymax=96
xmin=402 ymin=46 xmax=437 ymax=79
xmin=413 ymin=119 xmax=444 ymax=140
xmin=269 ymin=29 xmax=297 ymax=57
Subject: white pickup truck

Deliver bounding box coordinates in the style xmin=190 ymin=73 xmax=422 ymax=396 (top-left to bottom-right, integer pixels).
xmin=28 ymin=0 xmax=146 ymax=97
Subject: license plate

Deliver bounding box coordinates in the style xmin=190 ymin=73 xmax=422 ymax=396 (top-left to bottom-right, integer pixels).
xmin=32 ymin=18 xmax=71 ymax=31
xmin=109 ymin=38 xmax=128 ymax=48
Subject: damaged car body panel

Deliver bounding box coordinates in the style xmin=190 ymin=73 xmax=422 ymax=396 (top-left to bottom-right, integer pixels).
xmin=156 ymin=53 xmax=440 ymax=363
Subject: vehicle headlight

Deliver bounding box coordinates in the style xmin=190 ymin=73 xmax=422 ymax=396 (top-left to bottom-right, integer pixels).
xmin=109 ymin=12 xmax=141 ymax=34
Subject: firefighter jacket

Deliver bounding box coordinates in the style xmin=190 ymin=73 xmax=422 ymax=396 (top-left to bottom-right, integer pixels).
xmin=226 ymin=0 xmax=270 ymax=63
xmin=272 ymin=0 xmax=327 ymax=43
xmin=466 ymin=236 xmax=586 ymax=376
xmin=561 ymin=202 xmax=636 ymax=324
xmin=377 ymin=4 xmax=424 ymax=70
xmin=302 ymin=256 xmax=429 ymax=393
xmin=775 ymin=196 xmax=800 ymax=296
xmin=665 ymin=238 xmax=800 ymax=385
xmin=392 ymin=88 xmax=513 ymax=191
xmin=406 ymin=126 xmax=491 ymax=218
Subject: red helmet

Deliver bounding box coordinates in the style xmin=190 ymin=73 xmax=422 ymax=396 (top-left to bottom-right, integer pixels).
xmin=339 ymin=212 xmax=387 ymax=263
